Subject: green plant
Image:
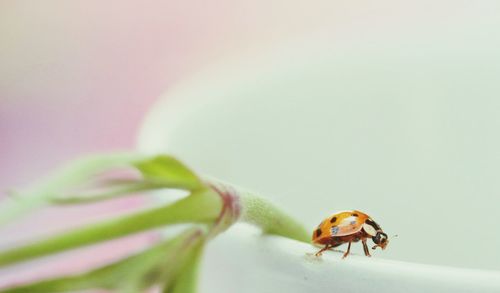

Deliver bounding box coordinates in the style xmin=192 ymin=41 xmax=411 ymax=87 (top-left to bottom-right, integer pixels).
xmin=0 ymin=154 xmax=308 ymax=292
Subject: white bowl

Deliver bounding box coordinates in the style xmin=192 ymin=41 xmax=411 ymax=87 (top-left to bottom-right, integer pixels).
xmin=138 ymin=16 xmax=500 ymax=292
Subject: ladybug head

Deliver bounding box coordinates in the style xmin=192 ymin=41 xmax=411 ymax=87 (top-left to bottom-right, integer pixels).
xmin=372 ymin=232 xmax=389 ymax=250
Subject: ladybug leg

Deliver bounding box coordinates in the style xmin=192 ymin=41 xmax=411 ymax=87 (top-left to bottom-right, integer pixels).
xmin=362 ymin=239 xmax=371 ymax=257
xmin=315 ymin=244 xmax=331 ymax=257
xmin=342 ymin=242 xmax=352 ymax=259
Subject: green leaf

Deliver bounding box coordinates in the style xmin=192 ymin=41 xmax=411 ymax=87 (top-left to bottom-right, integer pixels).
xmin=0 ymin=189 xmax=221 ymax=268
xmin=162 ymin=236 xmax=205 ymax=293
xmin=134 ymin=155 xmax=203 ymax=190
xmin=0 ymin=228 xmax=205 ymax=293
xmin=50 ymin=181 xmax=161 ymax=204
xmin=0 ymin=154 xmax=204 ymax=224
xmin=0 ymin=153 xmax=148 ymax=224
xmin=51 ymin=155 xmax=203 ymax=204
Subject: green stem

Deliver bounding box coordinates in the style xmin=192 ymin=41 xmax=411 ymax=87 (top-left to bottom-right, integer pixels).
xmin=0 ymin=228 xmax=205 ymax=293
xmin=0 ymin=190 xmax=220 ymax=268
xmin=239 ymin=192 xmax=309 ymax=243
xmin=206 ymin=179 xmax=309 ymax=243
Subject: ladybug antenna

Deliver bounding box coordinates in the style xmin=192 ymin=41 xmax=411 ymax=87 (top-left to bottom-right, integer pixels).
xmin=392 ymin=234 xmax=398 ymax=238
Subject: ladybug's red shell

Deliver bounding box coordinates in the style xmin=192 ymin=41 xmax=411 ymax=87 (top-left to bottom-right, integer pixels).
xmin=312 ymin=210 xmax=374 ymax=244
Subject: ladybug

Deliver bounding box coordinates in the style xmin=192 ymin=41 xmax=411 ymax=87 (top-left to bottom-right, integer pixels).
xmin=312 ymin=210 xmax=389 ymax=258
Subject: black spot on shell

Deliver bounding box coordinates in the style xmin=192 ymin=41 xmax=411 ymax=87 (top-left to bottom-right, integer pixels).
xmin=316 ymin=228 xmax=322 ymax=237
xmin=330 ymin=217 xmax=337 ymax=223
xmin=352 ymin=213 xmax=359 ymax=217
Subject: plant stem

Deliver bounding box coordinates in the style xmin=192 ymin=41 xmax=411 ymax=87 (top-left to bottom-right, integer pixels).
xmin=0 ymin=190 xmax=220 ymax=267
xmin=239 ymin=192 xmax=310 ymax=243
xmin=206 ymin=179 xmax=309 ymax=243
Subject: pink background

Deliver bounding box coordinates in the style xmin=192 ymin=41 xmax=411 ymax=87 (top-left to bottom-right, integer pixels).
xmin=0 ymin=0 xmax=341 ymax=188
xmin=0 ymin=0 xmax=340 ymax=286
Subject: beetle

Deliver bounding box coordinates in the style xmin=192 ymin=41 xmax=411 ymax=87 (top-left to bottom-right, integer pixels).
xmin=312 ymin=210 xmax=389 ymax=258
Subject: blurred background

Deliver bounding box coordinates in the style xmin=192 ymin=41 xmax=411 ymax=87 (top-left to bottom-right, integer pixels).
xmin=1 ymin=0 xmax=304 ymax=187
xmin=2 ymin=0 xmax=500 ymax=288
